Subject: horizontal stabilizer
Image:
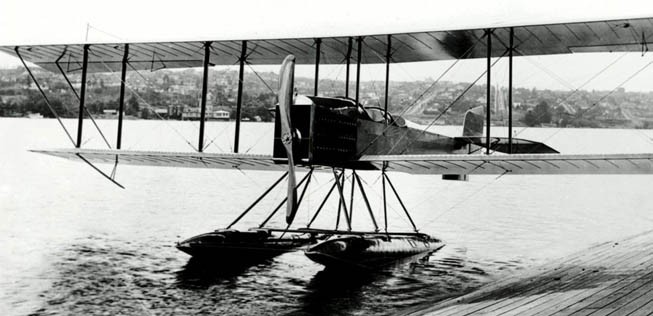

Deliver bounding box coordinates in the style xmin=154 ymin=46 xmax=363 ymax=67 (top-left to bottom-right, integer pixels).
xmin=360 ymin=153 xmax=653 ymax=175
xmin=455 ymin=137 xmax=559 ymax=154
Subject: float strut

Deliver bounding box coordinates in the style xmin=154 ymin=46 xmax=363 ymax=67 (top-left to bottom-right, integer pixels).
xmin=259 ymin=170 xmax=313 ymax=228
xmin=382 ymin=166 xmax=388 ymax=232
xmin=333 ymin=169 xmax=352 ymax=231
xmin=335 ymin=169 xmax=343 ymax=229
xmin=354 ymin=172 xmax=379 ymax=232
xmin=349 ymin=170 xmax=356 ymax=222
xmin=384 ymin=173 xmax=418 ymax=233
xmin=307 ymin=173 xmax=340 ymax=228
xmin=227 ymin=172 xmax=289 ymax=229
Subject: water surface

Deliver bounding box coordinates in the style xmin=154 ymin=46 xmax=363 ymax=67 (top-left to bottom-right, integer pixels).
xmin=2 ymin=118 xmax=653 ymax=315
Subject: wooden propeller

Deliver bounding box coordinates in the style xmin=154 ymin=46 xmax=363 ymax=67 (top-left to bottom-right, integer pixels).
xmin=278 ymin=55 xmax=298 ymax=225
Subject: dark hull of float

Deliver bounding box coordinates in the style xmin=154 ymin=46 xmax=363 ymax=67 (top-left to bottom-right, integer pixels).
xmin=305 ymin=234 xmax=444 ymax=269
xmin=176 ymin=229 xmax=314 ymax=263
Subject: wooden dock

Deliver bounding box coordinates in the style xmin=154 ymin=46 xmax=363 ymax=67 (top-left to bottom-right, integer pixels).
xmin=407 ymin=230 xmax=653 ymax=316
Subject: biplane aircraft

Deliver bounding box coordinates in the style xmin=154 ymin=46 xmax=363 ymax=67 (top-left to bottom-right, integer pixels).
xmin=4 ymin=14 xmax=653 ymax=269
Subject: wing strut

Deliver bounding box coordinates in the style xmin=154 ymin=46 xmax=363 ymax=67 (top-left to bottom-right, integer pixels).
xmin=355 ymin=37 xmax=363 ymax=105
xmin=345 ymin=37 xmax=352 ymax=98
xmin=234 ymin=41 xmax=247 ymax=153
xmin=15 ymin=47 xmax=76 ymax=147
xmin=76 ymin=44 xmax=89 ymax=148
xmin=383 ymin=34 xmax=391 ymax=115
xmin=314 ymin=38 xmax=321 ymax=96
xmin=485 ymin=28 xmax=492 ymax=155
xmin=55 ymin=48 xmax=112 ymax=149
xmin=116 ymin=44 xmax=129 ymax=150
xmin=508 ymin=27 xmax=514 ymax=154
xmin=198 ymin=41 xmax=211 ymax=152
xmin=76 ymin=154 xmax=125 ymax=189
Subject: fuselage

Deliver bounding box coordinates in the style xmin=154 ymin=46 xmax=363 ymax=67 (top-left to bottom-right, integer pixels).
xmin=273 ymin=95 xmax=472 ymax=170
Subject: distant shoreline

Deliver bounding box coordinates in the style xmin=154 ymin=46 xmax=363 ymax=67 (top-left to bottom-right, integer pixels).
xmin=4 ymin=115 xmax=651 ymax=130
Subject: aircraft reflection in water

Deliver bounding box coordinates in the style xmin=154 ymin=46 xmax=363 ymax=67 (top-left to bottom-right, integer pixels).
xmin=7 ymin=14 xmax=653 ymax=274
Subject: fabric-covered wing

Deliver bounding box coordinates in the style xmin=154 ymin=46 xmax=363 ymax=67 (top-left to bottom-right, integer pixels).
xmin=2 ymin=17 xmax=652 ymax=72
xmin=360 ymin=153 xmax=653 ymax=175
xmin=33 ymin=149 xmax=653 ymax=175
xmin=32 ymin=148 xmax=287 ymax=171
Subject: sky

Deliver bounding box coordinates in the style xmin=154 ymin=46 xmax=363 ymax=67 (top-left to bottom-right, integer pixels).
xmin=2 ymin=0 xmax=653 ymax=91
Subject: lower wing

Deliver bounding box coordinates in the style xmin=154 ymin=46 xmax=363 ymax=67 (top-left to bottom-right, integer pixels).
xmin=31 ymin=148 xmax=286 ymax=171
xmin=360 ymin=153 xmax=653 ymax=175
xmin=32 ymin=148 xmax=653 ymax=175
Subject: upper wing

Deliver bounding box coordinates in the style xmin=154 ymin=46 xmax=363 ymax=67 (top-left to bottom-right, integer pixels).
xmin=33 ymin=148 xmax=653 ymax=175
xmin=360 ymin=153 xmax=653 ymax=175
xmin=2 ymin=17 xmax=652 ymax=73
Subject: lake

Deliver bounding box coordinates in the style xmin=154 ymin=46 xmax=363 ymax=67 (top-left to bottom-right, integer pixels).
xmin=2 ymin=117 xmax=653 ymax=315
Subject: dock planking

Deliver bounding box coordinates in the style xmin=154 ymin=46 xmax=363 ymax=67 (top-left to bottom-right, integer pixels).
xmin=407 ymin=230 xmax=653 ymax=316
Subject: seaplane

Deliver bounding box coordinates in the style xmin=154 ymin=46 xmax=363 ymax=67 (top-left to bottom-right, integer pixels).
xmin=4 ymin=14 xmax=653 ymax=270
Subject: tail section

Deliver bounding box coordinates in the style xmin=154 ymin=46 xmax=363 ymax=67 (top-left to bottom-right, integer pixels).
xmin=462 ymin=106 xmax=485 ymax=137
xmin=443 ymin=106 xmax=485 ymax=181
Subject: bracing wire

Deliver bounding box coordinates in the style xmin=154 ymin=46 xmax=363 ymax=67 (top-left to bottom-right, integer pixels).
xmin=16 ymin=57 xmax=76 ymax=146
xmin=245 ymin=61 xmax=277 ymax=95
xmin=355 ymin=34 xmax=486 ymax=156
xmin=536 ymin=57 xmax=653 ymax=146
xmin=355 ymin=173 xmax=414 ymax=229
xmin=66 ymin=49 xmax=114 ymax=149
xmin=391 ymin=48 xmax=510 ymax=156
xmin=203 ymin=125 xmax=231 ymax=152
xmin=497 ymin=51 xmax=653 ymax=156
xmin=522 ymin=56 xmax=576 ymax=90
xmin=96 ymin=61 xmax=199 ymax=151
xmin=325 ymin=59 xmax=347 ymax=96
xmin=244 ymin=127 xmax=271 ymax=154
xmin=239 ymin=61 xmax=279 ymax=152
xmin=512 ymin=50 xmax=630 ymax=139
